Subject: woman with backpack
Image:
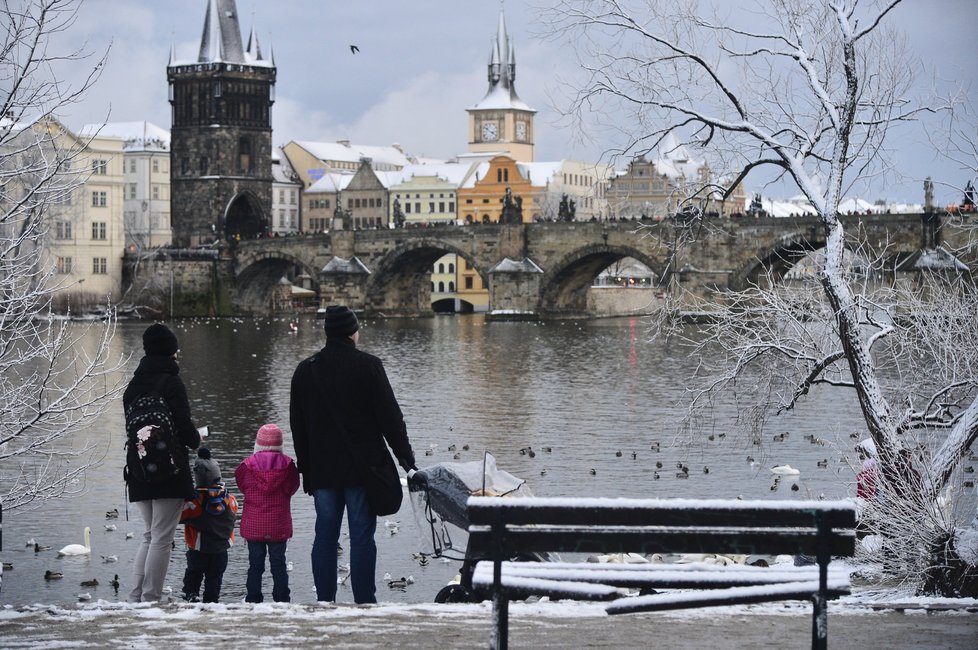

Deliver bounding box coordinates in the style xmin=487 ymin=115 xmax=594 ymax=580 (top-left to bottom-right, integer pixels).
xmin=123 ymin=323 xmax=201 ymax=602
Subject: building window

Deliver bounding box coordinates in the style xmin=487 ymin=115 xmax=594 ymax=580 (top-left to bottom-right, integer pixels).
xmin=449 ymin=202 xmax=455 ymax=212
xmin=438 ymin=263 xmax=445 ymax=273
xmin=405 ymin=203 xmax=412 ymax=213
xmin=152 ymin=184 xmax=160 ymax=200
xmin=55 ymin=221 xmax=72 ymax=239
xmin=279 ymin=189 xmax=285 ymax=203
xmin=152 ymin=159 xmax=160 ymax=173
xmin=91 ymin=221 xmax=107 ymax=240
xmin=438 ymin=281 xmax=445 ymax=292
xmin=414 ymin=202 xmax=420 ymax=213
xmin=449 ymin=281 xmax=455 ymax=292
xmin=439 ymin=202 xmax=445 ymax=212
xmin=465 ymin=276 xmax=473 ymax=289
xmin=290 ymin=190 xmax=297 ymax=205
xmin=428 ymin=202 xmax=434 ymax=213
xmin=93 ymin=257 xmax=107 ymax=274
xmin=129 ymin=159 xmax=136 ymax=173
xmin=239 ymin=137 xmax=252 ymax=173
xmin=448 ymin=263 xmax=455 ymax=273
xmin=91 ymin=159 xmax=107 ymax=175
xmin=56 ymin=256 xmax=73 ymax=274
xmin=91 ymin=191 xmax=107 ymax=207
xmin=126 ymin=183 xmax=137 ymax=200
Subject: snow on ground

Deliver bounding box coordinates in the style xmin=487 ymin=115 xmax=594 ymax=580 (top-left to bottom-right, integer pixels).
xmin=1 ymin=588 xmax=976 ymax=649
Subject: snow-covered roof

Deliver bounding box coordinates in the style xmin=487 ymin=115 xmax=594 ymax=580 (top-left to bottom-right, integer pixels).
xmin=79 ymin=122 xmax=170 ymax=152
xmin=517 ymin=161 xmax=564 ymax=186
xmin=490 ymin=257 xmax=543 ymax=274
xmin=896 ymin=247 xmax=970 ymax=272
xmin=838 ymin=197 xmax=876 ymax=213
xmin=761 ymin=197 xmax=817 ymax=218
xmin=459 ymin=162 xmax=492 ymax=189
xmin=293 ymin=140 xmax=413 ymax=168
xmin=391 ymin=162 xmax=478 ymax=188
xmin=307 ymin=172 xmax=354 ymax=194
xmin=322 ymin=256 xmax=370 ymax=274
xmin=469 ymin=83 xmax=535 ymax=112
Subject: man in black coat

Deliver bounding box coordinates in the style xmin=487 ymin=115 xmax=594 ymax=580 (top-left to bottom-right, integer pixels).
xmin=290 ymin=306 xmax=415 ymax=603
xmin=123 ymin=323 xmax=200 ymax=602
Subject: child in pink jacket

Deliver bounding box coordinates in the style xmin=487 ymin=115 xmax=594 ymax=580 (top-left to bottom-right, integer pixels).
xmin=235 ymin=424 xmax=300 ymax=602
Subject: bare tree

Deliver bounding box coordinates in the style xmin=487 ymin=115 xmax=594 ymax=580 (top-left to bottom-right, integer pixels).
xmin=0 ymin=0 xmax=126 ymax=511
xmin=551 ymin=0 xmax=977 ymax=593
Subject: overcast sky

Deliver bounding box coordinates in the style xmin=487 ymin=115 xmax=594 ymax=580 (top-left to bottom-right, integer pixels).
xmin=50 ymin=0 xmax=977 ymax=204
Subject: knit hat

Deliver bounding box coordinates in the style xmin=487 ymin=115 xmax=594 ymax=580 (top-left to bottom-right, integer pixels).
xmin=143 ymin=323 xmax=179 ymax=357
xmin=323 ymin=305 xmax=359 ymax=338
xmin=193 ymin=447 xmax=222 ymax=486
xmin=255 ymin=423 xmax=284 ymax=453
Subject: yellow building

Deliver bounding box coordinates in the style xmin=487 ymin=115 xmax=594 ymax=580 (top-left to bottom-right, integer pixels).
xmin=458 ymin=155 xmax=540 ymax=224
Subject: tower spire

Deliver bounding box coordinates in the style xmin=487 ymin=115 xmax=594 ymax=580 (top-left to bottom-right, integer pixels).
xmin=197 ymin=0 xmax=246 ymax=63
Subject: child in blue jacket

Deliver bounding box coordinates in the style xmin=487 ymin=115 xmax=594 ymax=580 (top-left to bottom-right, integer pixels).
xmin=180 ymin=448 xmax=238 ymax=602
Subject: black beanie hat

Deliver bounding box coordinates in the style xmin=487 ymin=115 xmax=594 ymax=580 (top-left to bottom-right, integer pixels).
xmin=143 ymin=323 xmax=178 ymax=357
xmin=323 ymin=305 xmax=359 ymax=338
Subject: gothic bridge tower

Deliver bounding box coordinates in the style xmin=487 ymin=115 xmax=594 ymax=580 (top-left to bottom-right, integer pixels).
xmin=167 ymin=0 xmax=275 ymax=247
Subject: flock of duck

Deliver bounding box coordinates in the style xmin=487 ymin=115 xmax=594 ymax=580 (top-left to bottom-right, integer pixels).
xmin=15 ymin=509 xmax=131 ymax=600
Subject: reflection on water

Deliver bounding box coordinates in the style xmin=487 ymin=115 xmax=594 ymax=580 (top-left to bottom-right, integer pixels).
xmin=2 ymin=314 xmax=874 ymax=606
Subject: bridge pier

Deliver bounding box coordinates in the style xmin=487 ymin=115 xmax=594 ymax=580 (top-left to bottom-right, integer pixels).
xmin=319 ymin=255 xmax=370 ymax=312
xmin=487 ymin=257 xmax=544 ymax=321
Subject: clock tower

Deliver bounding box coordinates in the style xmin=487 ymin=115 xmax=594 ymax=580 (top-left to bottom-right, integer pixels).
xmin=467 ymin=8 xmax=536 ymax=161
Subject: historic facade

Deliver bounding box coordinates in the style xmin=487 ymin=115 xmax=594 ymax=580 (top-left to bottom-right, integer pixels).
xmin=167 ymin=0 xmax=276 ymax=246
xmin=467 ymin=9 xmax=536 ymax=161
xmin=83 ymin=121 xmax=172 ymax=250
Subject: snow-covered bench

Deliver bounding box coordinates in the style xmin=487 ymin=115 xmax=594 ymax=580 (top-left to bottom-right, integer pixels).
xmin=466 ymin=496 xmax=856 ymax=650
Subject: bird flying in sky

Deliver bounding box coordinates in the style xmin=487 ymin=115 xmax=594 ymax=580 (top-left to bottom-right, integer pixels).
xmin=350 ymin=45 xmax=359 ymax=54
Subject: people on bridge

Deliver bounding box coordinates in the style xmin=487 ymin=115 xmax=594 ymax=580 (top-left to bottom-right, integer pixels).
xmin=289 ymin=305 xmax=416 ymax=604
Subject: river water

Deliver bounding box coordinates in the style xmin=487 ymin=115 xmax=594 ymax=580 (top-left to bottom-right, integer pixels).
xmin=1 ymin=314 xmax=874 ymax=606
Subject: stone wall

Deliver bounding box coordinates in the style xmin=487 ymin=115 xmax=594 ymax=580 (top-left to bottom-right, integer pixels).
xmin=123 ymin=251 xmax=234 ymax=317
xmin=586 ymin=287 xmax=663 ymax=317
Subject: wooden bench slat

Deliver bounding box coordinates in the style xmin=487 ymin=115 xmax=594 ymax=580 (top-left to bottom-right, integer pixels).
xmin=468 ymin=497 xmax=856 ymax=529
xmin=470 ymin=572 xmax=623 ymax=601
xmin=606 ymin=579 xmax=852 ymax=615
xmin=472 ymin=561 xmax=850 ymax=589
xmin=468 ymin=527 xmax=856 ymax=557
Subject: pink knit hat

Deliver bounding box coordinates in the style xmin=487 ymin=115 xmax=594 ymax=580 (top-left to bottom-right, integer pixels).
xmin=255 ymin=423 xmax=284 ymax=452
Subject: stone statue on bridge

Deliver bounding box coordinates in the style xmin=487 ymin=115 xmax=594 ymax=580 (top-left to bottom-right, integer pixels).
xmin=333 ymin=191 xmax=350 ymax=230
xmin=392 ymin=198 xmax=406 ymax=228
xmin=558 ymin=194 xmax=577 ymax=222
xmin=500 ymin=186 xmax=523 ymax=224
xmin=924 ymin=177 xmax=934 ymax=213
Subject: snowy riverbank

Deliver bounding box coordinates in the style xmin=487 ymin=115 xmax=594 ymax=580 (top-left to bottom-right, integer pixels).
xmin=1 ymin=592 xmax=976 ymax=649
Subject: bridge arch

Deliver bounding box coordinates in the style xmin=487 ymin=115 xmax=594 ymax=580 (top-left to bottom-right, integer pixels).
xmin=224 ymin=191 xmax=267 ymax=241
xmin=728 ymin=227 xmax=828 ymax=291
xmin=364 ymin=238 xmax=489 ymax=317
xmin=234 ymin=250 xmax=320 ymax=314
xmin=538 ymin=244 xmax=669 ymax=318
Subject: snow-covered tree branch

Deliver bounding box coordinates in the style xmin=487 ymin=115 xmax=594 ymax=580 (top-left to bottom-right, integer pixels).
xmin=0 ymin=0 xmax=125 ymax=511
xmin=551 ymin=0 xmax=977 ymax=594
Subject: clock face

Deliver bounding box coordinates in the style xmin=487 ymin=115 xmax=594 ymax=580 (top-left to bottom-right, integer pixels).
xmin=481 ymin=121 xmax=498 ymax=142
xmin=516 ymin=122 xmax=527 ymax=141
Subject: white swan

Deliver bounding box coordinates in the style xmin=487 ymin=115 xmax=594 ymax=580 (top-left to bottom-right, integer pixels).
xmin=58 ymin=527 xmax=92 ymax=556
xmin=770 ymin=464 xmax=801 ymax=475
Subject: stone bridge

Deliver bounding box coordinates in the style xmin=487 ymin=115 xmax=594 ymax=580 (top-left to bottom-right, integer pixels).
xmin=222 ymin=212 xmax=966 ymax=318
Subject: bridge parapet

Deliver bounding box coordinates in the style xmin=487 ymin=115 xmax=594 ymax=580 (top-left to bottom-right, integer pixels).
xmin=149 ymin=213 xmax=948 ymax=317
